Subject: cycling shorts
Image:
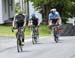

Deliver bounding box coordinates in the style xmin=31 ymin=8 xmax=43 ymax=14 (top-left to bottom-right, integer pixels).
xmin=16 ymin=21 xmax=24 ymax=28
xmin=51 ymin=19 xmax=58 ymax=24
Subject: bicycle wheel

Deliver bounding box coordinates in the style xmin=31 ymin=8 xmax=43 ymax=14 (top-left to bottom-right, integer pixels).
xmin=34 ymin=37 xmax=38 ymax=44
xmin=17 ymin=35 xmax=23 ymax=52
xmin=20 ymin=36 xmax=23 ymax=52
xmin=32 ymin=37 xmax=35 ymax=44
xmin=32 ymin=30 xmax=38 ymax=44
xmin=54 ymin=35 xmax=59 ymax=43
xmin=32 ymin=37 xmax=37 ymax=44
xmin=53 ymin=28 xmax=59 ymax=43
xmin=17 ymin=37 xmax=20 ymax=52
xmin=32 ymin=26 xmax=39 ymax=44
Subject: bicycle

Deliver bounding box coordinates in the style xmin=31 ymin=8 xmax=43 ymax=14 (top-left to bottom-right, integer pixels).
xmin=12 ymin=27 xmax=24 ymax=52
xmin=50 ymin=24 xmax=60 ymax=43
xmin=32 ymin=25 xmax=39 ymax=44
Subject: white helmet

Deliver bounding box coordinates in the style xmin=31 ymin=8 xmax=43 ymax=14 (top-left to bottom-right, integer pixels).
xmin=50 ymin=8 xmax=56 ymax=12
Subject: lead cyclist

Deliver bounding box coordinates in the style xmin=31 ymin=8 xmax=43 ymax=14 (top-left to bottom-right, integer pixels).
xmin=12 ymin=10 xmax=27 ymax=45
xmin=48 ymin=8 xmax=62 ymax=41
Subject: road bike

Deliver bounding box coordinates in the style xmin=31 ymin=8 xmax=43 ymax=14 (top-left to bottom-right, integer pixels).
xmin=32 ymin=25 xmax=39 ymax=44
xmin=12 ymin=27 xmax=24 ymax=52
xmin=50 ymin=24 xmax=60 ymax=43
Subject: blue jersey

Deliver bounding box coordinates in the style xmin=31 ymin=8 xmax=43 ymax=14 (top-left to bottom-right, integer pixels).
xmin=48 ymin=11 xmax=60 ymax=20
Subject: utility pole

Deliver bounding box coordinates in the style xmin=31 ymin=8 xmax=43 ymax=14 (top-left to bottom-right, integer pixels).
xmin=27 ymin=0 xmax=29 ymax=19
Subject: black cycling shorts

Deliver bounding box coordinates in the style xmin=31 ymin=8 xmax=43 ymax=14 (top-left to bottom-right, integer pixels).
xmin=51 ymin=19 xmax=58 ymax=24
xmin=16 ymin=21 xmax=24 ymax=28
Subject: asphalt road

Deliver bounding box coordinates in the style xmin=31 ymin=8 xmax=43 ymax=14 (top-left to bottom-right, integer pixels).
xmin=0 ymin=36 xmax=75 ymax=58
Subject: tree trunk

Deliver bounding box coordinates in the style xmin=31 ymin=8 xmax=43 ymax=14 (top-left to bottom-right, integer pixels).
xmin=42 ymin=5 xmax=50 ymax=24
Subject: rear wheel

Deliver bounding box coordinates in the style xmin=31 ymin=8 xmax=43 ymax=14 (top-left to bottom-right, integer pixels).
xmin=34 ymin=37 xmax=37 ymax=44
xmin=17 ymin=35 xmax=23 ymax=52
xmin=32 ymin=37 xmax=37 ymax=44
xmin=54 ymin=33 xmax=59 ymax=43
xmin=54 ymin=28 xmax=59 ymax=43
xmin=17 ymin=39 xmax=20 ymax=52
xmin=32 ymin=26 xmax=38 ymax=44
xmin=32 ymin=38 xmax=35 ymax=44
xmin=54 ymin=37 xmax=58 ymax=43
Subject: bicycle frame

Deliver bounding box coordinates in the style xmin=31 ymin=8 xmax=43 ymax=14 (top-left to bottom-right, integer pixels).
xmin=52 ymin=25 xmax=59 ymax=43
xmin=32 ymin=25 xmax=39 ymax=44
xmin=16 ymin=27 xmax=24 ymax=52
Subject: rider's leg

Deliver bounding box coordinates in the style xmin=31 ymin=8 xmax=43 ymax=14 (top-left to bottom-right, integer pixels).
xmin=36 ymin=26 xmax=39 ymax=42
xmin=20 ymin=23 xmax=25 ymax=45
xmin=22 ymin=32 xmax=24 ymax=42
xmin=21 ymin=27 xmax=25 ymax=46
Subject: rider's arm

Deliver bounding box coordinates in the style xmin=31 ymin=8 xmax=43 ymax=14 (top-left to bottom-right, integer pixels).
xmin=12 ymin=16 xmax=16 ymax=28
xmin=48 ymin=14 xmax=52 ymax=26
xmin=23 ymin=16 xmax=27 ymax=27
xmin=48 ymin=19 xmax=52 ymax=26
xmin=56 ymin=12 xmax=62 ymax=25
xmin=28 ymin=18 xmax=32 ymax=26
xmin=38 ymin=18 xmax=41 ymax=26
xmin=57 ymin=17 xmax=62 ymax=25
xmin=38 ymin=22 xmax=40 ymax=26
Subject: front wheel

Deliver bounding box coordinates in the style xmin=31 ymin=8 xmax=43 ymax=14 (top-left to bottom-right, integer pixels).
xmin=32 ymin=37 xmax=37 ymax=44
xmin=16 ymin=34 xmax=23 ymax=52
xmin=54 ymin=34 xmax=59 ymax=43
xmin=17 ymin=39 xmax=20 ymax=52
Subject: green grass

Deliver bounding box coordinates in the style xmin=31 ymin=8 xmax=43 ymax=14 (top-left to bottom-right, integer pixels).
xmin=0 ymin=25 xmax=51 ymax=37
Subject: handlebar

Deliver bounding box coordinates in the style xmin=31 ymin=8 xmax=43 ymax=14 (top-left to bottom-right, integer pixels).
xmin=51 ymin=24 xmax=59 ymax=26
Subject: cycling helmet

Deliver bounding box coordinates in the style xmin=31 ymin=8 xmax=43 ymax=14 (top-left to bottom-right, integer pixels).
xmin=32 ymin=14 xmax=36 ymax=17
xmin=31 ymin=13 xmax=39 ymax=19
xmin=50 ymin=8 xmax=56 ymax=13
xmin=17 ymin=10 xmax=23 ymax=14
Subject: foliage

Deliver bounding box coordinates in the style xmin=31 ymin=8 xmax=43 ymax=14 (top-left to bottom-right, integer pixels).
xmin=0 ymin=25 xmax=50 ymax=37
xmin=29 ymin=0 xmax=75 ymax=23
xmin=15 ymin=2 xmax=20 ymax=13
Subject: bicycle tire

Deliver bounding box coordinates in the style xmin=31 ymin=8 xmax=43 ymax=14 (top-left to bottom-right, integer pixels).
xmin=17 ymin=34 xmax=23 ymax=52
xmin=31 ymin=25 xmax=39 ymax=45
xmin=53 ymin=28 xmax=59 ymax=43
xmin=54 ymin=36 xmax=59 ymax=43
xmin=32 ymin=37 xmax=37 ymax=44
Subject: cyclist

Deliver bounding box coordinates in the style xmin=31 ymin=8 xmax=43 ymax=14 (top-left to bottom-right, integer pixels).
xmin=28 ymin=13 xmax=40 ymax=29
xmin=48 ymin=8 xmax=62 ymax=30
xmin=28 ymin=14 xmax=40 ymax=42
xmin=12 ymin=10 xmax=26 ymax=45
xmin=48 ymin=8 xmax=61 ymax=26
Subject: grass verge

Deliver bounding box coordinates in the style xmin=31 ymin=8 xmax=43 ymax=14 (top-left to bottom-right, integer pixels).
xmin=0 ymin=24 xmax=51 ymax=37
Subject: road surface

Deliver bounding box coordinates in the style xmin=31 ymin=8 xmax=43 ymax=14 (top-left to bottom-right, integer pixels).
xmin=0 ymin=36 xmax=75 ymax=58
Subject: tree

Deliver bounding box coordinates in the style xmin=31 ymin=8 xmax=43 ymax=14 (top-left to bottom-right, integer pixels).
xmin=29 ymin=0 xmax=75 ymax=24
xmin=15 ymin=2 xmax=20 ymax=13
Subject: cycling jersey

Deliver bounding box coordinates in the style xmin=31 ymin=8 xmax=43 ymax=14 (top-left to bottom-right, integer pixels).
xmin=15 ymin=14 xmax=25 ymax=28
xmin=30 ymin=17 xmax=38 ymax=26
xmin=48 ymin=11 xmax=60 ymax=20
xmin=48 ymin=11 xmax=61 ymax=24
